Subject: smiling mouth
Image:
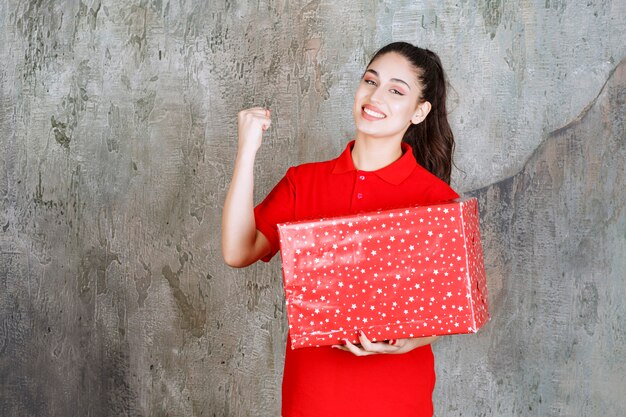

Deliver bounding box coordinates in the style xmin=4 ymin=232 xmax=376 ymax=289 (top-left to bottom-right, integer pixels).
xmin=362 ymin=106 xmax=386 ymax=119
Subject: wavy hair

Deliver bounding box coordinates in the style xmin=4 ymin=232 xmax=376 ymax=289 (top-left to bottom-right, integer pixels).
xmin=367 ymin=42 xmax=455 ymax=184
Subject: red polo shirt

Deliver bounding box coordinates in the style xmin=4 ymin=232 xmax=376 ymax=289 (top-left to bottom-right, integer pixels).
xmin=254 ymin=140 xmax=459 ymax=417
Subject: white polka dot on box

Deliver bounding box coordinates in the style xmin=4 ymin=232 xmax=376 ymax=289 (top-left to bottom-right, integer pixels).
xmin=277 ymin=197 xmax=490 ymax=349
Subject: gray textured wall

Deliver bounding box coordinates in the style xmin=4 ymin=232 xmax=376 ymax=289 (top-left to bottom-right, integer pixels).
xmin=1 ymin=1 xmax=624 ymax=416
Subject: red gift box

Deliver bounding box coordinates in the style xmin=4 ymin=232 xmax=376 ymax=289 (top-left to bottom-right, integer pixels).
xmin=277 ymin=197 xmax=489 ymax=349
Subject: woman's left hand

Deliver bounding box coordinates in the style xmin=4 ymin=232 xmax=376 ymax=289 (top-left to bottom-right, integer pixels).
xmin=331 ymin=330 xmax=439 ymax=356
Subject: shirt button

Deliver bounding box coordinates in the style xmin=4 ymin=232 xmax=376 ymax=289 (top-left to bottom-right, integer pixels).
xmin=357 ymin=193 xmax=363 ymax=199
xmin=359 ymin=175 xmax=365 ymax=180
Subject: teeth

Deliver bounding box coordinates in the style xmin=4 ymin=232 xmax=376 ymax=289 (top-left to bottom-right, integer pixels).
xmin=363 ymin=107 xmax=385 ymax=118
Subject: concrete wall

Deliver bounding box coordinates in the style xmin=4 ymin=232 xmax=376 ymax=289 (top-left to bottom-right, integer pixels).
xmin=1 ymin=1 xmax=624 ymax=416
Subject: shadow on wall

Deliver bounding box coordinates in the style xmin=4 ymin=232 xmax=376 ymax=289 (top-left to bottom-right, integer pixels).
xmin=450 ymin=58 xmax=625 ymax=416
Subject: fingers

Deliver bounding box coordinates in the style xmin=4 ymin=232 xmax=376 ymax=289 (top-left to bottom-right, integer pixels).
xmin=262 ymin=113 xmax=271 ymax=131
xmin=242 ymin=108 xmax=271 ymax=129
xmin=358 ymin=330 xmax=399 ymax=354
xmin=239 ymin=107 xmax=271 ymax=118
xmin=240 ymin=107 xmax=269 ymax=115
xmin=331 ymin=343 xmax=348 ymax=351
xmin=331 ymin=332 xmax=403 ymax=356
xmin=235 ymin=106 xmax=273 ymax=155
xmin=331 ymin=338 xmax=370 ymax=356
xmin=342 ymin=339 xmax=371 ymax=356
xmin=262 ymin=109 xmax=271 ymax=131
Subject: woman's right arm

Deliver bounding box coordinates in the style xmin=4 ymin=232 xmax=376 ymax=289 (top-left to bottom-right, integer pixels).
xmin=221 ymin=108 xmax=272 ymax=268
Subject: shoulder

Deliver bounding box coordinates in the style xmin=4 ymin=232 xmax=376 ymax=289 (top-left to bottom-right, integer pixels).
xmin=410 ymin=163 xmax=460 ymax=201
xmin=285 ymin=156 xmax=338 ymax=180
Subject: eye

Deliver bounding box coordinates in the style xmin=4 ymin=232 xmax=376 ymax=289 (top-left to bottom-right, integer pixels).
xmin=364 ymin=79 xmax=377 ymax=86
xmin=390 ymin=89 xmax=404 ymax=96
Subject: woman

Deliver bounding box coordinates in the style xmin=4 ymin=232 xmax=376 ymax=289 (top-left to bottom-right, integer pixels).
xmin=222 ymin=42 xmax=459 ymax=417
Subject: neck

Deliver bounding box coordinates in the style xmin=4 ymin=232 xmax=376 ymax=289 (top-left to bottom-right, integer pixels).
xmin=350 ymin=136 xmax=404 ymax=171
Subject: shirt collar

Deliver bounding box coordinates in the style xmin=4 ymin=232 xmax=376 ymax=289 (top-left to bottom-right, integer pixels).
xmin=331 ymin=140 xmax=417 ymax=185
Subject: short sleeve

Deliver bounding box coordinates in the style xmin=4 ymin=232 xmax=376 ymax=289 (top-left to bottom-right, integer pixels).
xmin=254 ymin=166 xmax=296 ymax=262
xmin=431 ymin=181 xmax=459 ymax=204
xmin=424 ymin=180 xmax=460 ymax=204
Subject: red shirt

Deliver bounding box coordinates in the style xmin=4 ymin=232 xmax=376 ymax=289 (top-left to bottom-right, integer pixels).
xmin=254 ymin=140 xmax=459 ymax=417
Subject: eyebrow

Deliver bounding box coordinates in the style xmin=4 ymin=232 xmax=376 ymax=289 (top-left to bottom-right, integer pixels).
xmin=364 ymin=69 xmax=411 ymax=90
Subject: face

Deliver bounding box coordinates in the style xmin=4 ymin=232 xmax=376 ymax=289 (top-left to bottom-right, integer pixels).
xmin=352 ymin=52 xmax=431 ymax=140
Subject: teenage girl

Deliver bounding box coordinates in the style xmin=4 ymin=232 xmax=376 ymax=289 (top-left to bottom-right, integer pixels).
xmin=222 ymin=42 xmax=460 ymax=417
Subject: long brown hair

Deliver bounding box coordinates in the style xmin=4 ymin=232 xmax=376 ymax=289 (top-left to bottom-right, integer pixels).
xmin=367 ymin=42 xmax=455 ymax=184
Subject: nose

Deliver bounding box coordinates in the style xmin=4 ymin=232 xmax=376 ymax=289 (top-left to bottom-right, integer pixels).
xmin=369 ymin=85 xmax=385 ymax=104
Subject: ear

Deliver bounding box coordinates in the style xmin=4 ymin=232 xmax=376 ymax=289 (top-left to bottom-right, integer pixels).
xmin=411 ymin=101 xmax=432 ymax=124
